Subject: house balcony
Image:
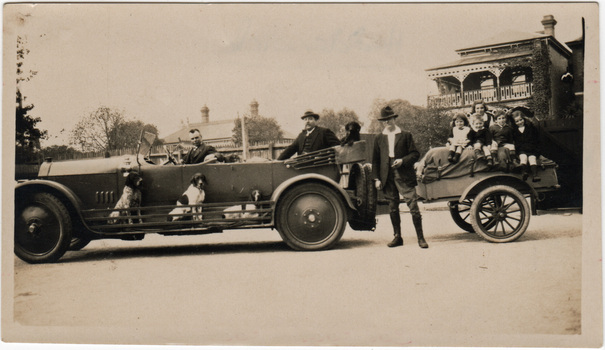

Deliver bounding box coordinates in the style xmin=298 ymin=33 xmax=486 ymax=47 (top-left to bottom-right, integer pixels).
xmin=428 ymin=82 xmax=534 ymax=109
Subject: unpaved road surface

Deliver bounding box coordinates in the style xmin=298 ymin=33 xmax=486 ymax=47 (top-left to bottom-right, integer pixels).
xmin=10 ymin=209 xmax=582 ymax=346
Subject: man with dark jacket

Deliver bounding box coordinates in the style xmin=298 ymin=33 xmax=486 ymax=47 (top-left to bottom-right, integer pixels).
xmin=277 ymin=110 xmax=340 ymax=160
xmin=372 ymin=106 xmax=428 ymax=249
xmin=182 ymin=129 xmax=223 ymax=164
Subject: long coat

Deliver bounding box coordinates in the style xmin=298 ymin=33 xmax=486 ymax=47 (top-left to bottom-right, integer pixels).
xmin=182 ymin=143 xmax=219 ymax=164
xmin=277 ymin=126 xmax=340 ymax=160
xmin=371 ymin=131 xmax=420 ymax=188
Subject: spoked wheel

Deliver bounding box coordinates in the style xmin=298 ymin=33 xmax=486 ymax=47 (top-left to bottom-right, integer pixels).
xmin=276 ymin=183 xmax=347 ymax=250
xmin=448 ymin=200 xmax=474 ymax=233
xmin=470 ymin=185 xmax=531 ymax=243
xmin=449 ymin=198 xmax=497 ymax=233
xmin=15 ymin=193 xmax=73 ymax=263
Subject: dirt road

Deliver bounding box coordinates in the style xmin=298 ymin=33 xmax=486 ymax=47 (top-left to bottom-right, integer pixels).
xmin=10 ymin=209 xmax=583 ymax=347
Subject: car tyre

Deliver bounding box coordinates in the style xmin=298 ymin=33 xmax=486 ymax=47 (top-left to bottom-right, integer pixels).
xmin=348 ymin=164 xmax=376 ymax=231
xmin=276 ymin=183 xmax=347 ymax=250
xmin=15 ymin=193 xmax=73 ymax=263
xmin=448 ymin=200 xmax=475 ymax=233
xmin=470 ymin=185 xmax=530 ymax=243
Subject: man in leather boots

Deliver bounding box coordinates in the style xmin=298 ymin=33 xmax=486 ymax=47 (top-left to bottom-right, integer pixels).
xmin=372 ymin=106 xmax=429 ymax=249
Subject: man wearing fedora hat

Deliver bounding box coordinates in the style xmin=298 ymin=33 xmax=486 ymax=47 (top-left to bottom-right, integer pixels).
xmin=372 ymin=106 xmax=428 ymax=249
xmin=277 ymin=110 xmax=340 ymax=160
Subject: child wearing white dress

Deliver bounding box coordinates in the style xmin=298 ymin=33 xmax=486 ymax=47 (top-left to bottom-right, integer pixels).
xmin=447 ymin=113 xmax=471 ymax=164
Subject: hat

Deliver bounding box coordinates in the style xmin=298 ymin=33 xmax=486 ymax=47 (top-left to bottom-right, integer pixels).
xmin=378 ymin=106 xmax=398 ymax=120
xmin=301 ymin=110 xmax=320 ymax=120
xmin=509 ymin=106 xmax=534 ymax=118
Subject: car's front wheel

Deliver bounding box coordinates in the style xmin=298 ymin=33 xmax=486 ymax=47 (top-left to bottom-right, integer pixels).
xmin=15 ymin=193 xmax=73 ymax=263
xmin=470 ymin=185 xmax=530 ymax=243
xmin=276 ymin=183 xmax=347 ymax=251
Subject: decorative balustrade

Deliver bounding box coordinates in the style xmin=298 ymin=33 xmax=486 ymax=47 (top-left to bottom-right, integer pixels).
xmin=427 ymin=83 xmax=534 ymax=108
xmin=463 ymin=88 xmax=498 ymax=104
xmin=427 ymin=93 xmax=462 ymax=108
xmin=500 ymin=83 xmax=533 ymax=101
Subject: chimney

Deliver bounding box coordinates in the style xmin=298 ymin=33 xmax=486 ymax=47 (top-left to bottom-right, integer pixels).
xmin=250 ymin=99 xmax=259 ymax=118
xmin=201 ymin=105 xmax=209 ymax=123
xmin=541 ymin=15 xmax=557 ymax=37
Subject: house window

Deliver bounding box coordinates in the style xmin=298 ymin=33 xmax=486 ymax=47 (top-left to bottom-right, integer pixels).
xmin=512 ymin=74 xmax=527 ymax=85
xmin=480 ymin=78 xmax=495 ymax=90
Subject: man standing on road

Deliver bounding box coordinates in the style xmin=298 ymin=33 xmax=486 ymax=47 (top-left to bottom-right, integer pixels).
xmin=277 ymin=110 xmax=341 ymax=160
xmin=372 ymin=106 xmax=428 ymax=249
xmin=182 ymin=129 xmax=223 ymax=164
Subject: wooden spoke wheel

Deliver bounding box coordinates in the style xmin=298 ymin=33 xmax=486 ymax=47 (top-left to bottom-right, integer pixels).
xmin=470 ymin=185 xmax=530 ymax=243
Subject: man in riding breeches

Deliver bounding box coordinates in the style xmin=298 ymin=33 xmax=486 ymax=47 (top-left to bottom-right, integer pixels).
xmin=371 ymin=106 xmax=429 ymax=249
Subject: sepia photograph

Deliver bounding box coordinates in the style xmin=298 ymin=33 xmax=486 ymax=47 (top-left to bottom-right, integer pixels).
xmin=2 ymin=2 xmax=601 ymax=348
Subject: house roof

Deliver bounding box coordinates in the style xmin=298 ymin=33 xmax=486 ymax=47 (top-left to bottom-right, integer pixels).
xmin=162 ymin=119 xmax=236 ymax=144
xmin=566 ymin=36 xmax=584 ymax=48
xmin=426 ymin=50 xmax=532 ymax=72
xmin=456 ymin=31 xmax=548 ymax=52
xmin=162 ymin=119 xmax=298 ymax=144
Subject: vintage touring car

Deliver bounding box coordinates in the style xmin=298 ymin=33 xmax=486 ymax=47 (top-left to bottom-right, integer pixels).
xmin=15 ymin=135 xmax=560 ymax=264
xmin=15 ymin=141 xmax=377 ymax=263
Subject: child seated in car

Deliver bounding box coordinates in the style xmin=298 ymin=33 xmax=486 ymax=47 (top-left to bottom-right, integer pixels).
xmin=489 ymin=109 xmax=516 ymax=172
xmin=468 ymin=113 xmax=494 ymax=167
xmin=446 ymin=113 xmax=471 ymax=164
xmin=512 ymin=110 xmax=541 ymax=182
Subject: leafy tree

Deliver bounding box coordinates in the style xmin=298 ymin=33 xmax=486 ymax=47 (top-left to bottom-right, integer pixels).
xmin=40 ymin=145 xmax=83 ymax=161
xmin=232 ymin=114 xmax=284 ymax=145
xmin=318 ymin=108 xmax=362 ymax=139
xmin=368 ymin=98 xmax=450 ymax=156
xmin=16 ymin=36 xmax=46 ymax=163
xmin=115 ymin=120 xmax=163 ymax=149
xmin=70 ymin=106 xmax=161 ymax=152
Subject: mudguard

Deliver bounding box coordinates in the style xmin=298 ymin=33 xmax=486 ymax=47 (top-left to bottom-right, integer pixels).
xmin=271 ymin=173 xmax=357 ymax=211
xmin=458 ymin=174 xmax=538 ymax=203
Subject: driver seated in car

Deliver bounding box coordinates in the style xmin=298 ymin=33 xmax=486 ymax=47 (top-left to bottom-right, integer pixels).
xmin=182 ymin=129 xmax=224 ymax=164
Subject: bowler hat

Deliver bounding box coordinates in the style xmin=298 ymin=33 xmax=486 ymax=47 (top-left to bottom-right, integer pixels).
xmin=378 ymin=106 xmax=398 ymax=120
xmin=301 ymin=110 xmax=320 ymax=120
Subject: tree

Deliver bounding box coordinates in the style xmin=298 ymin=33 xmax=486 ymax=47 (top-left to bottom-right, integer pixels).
xmin=368 ymin=98 xmax=450 ymax=156
xmin=40 ymin=145 xmax=83 ymax=161
xmin=16 ymin=36 xmax=46 ymax=163
xmin=115 ymin=120 xmax=163 ymax=149
xmin=317 ymin=108 xmax=362 ymax=139
xmin=232 ymin=114 xmax=284 ymax=145
xmin=70 ymin=106 xmax=161 ymax=152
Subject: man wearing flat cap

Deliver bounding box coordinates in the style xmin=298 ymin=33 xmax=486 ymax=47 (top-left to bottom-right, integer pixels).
xmin=372 ymin=106 xmax=428 ymax=249
xmin=277 ymin=110 xmax=340 ymax=160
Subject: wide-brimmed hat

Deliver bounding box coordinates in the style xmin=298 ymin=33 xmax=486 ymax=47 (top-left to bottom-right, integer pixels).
xmin=509 ymin=106 xmax=534 ymax=118
xmin=378 ymin=106 xmax=398 ymax=121
xmin=301 ymin=110 xmax=320 ymax=120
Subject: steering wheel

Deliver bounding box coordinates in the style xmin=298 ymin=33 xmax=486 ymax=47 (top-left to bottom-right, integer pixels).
xmin=164 ymin=147 xmax=178 ymax=165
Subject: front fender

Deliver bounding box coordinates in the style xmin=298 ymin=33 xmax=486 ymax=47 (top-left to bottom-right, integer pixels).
xmin=271 ymin=173 xmax=356 ymax=211
xmin=459 ymin=174 xmax=538 ymax=202
xmin=15 ymin=179 xmax=86 ymax=222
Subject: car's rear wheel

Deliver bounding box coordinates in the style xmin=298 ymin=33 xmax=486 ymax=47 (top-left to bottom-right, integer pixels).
xmin=276 ymin=183 xmax=347 ymax=250
xmin=449 ymin=200 xmax=474 ymax=233
xmin=15 ymin=193 xmax=73 ymax=263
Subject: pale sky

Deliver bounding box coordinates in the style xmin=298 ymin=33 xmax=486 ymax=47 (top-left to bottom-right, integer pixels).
xmin=5 ymin=3 xmax=592 ymax=146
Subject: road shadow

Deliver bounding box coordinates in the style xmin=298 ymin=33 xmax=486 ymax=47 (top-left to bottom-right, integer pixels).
xmin=61 ymin=240 xmax=290 ymax=263
xmin=428 ymin=231 xmax=485 ymax=244
xmin=61 ymin=236 xmax=376 ymax=263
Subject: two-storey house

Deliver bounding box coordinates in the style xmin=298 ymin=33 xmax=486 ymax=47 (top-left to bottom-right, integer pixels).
xmin=426 ymin=15 xmax=572 ymax=119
